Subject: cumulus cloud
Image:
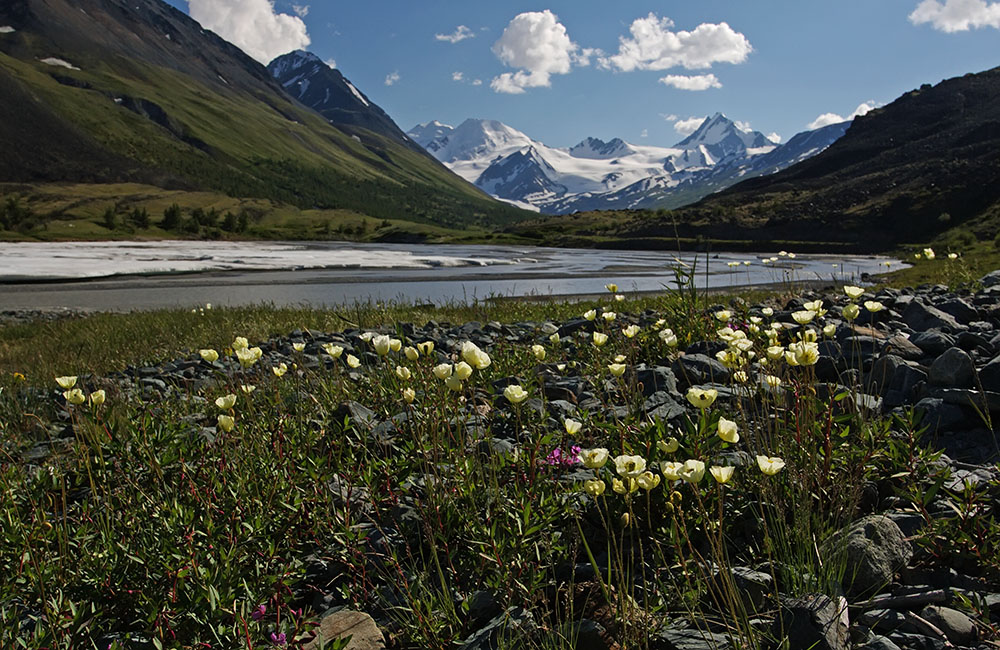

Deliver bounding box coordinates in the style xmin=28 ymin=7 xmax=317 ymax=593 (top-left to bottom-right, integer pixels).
xmin=187 ymin=0 xmax=310 ymax=64
xmin=806 ymin=101 xmax=877 ymax=130
xmin=435 ymin=25 xmax=475 ymax=43
xmin=658 ymin=73 xmax=721 ymax=91
xmin=600 ymin=13 xmax=752 ymax=72
xmin=490 ymin=10 xmax=578 ymax=94
xmin=909 ymin=0 xmax=1000 ymax=31
xmin=325 ymin=58 xmax=337 ymax=69
xmin=471 ymin=78 xmax=483 ymax=86
xmin=452 ymin=71 xmax=464 ymax=82
xmin=660 ymin=113 xmax=679 ymax=122
xmin=292 ymin=4 xmax=308 ymax=18
xmin=385 ymin=71 xmax=400 ymax=86
xmin=767 ymin=132 xmax=782 ymax=143
xmin=673 ymin=116 xmax=706 ymax=136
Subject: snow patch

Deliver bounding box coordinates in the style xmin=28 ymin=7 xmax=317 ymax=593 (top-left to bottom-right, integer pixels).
xmin=344 ymin=81 xmax=369 ymax=107
xmin=0 ymin=26 xmax=15 ymax=34
xmin=40 ymin=57 xmax=80 ymax=70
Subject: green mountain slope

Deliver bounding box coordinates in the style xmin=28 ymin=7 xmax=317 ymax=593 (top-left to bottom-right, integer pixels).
xmin=0 ymin=0 xmax=528 ymax=231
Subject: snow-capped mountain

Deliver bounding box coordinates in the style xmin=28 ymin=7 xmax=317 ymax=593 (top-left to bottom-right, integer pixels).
xmin=268 ymin=50 xmax=424 ymax=154
xmin=407 ymin=114 xmax=848 ymax=213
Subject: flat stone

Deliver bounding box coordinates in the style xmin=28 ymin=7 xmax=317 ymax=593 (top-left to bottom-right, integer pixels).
xmin=902 ymin=302 xmax=966 ymax=332
xmin=882 ymin=335 xmax=924 ymax=361
xmin=671 ymin=354 xmax=730 ymax=387
xmin=657 ymin=627 xmax=732 ymax=650
xmin=913 ymin=397 xmax=968 ymax=433
xmin=979 ymin=354 xmax=1000 ymax=393
xmin=858 ymin=634 xmax=901 ymax=650
xmin=774 ymin=594 xmax=850 ymax=650
xmin=303 ymin=609 xmax=385 ymax=650
xmin=918 ymin=606 xmax=977 ymax=646
xmin=934 ymin=298 xmax=978 ymax=324
xmin=908 ymin=331 xmax=957 ymax=356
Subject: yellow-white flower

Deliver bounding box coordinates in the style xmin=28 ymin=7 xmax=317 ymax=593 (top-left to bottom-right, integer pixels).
xmin=608 ymin=363 xmax=626 ymax=377
xmin=732 ymin=370 xmax=748 ymax=383
xmin=592 ymin=332 xmax=608 ymax=347
xmin=788 ymin=341 xmax=820 ymax=366
xmin=657 ymin=437 xmax=679 ymax=454
xmin=659 ymin=328 xmax=678 ymax=347
xmin=756 ymin=455 xmax=786 ymax=475
xmin=63 ymin=388 xmax=86 ymax=405
xmin=402 ymin=387 xmax=416 ymax=403
xmin=233 ymin=337 xmax=249 ymax=351
xmin=614 ymin=454 xmax=646 ymax=478
xmin=90 ymin=389 xmax=106 ymax=406
xmin=531 ymin=344 xmax=546 ymax=361
xmin=549 ymin=333 xmax=561 ymax=345
xmin=241 ymin=384 xmax=256 ymax=394
xmin=948 ymin=252 xmax=959 ymax=260
xmin=215 ymin=394 xmax=237 ymax=410
xmin=761 ymin=307 xmax=774 ymax=317
xmin=433 ymin=363 xmax=453 ymax=379
xmin=710 ymin=466 xmax=735 ymax=484
xmin=395 ymin=365 xmax=412 ymax=381
xmin=803 ymin=300 xmax=827 ymax=316
xmin=864 ymin=300 xmax=885 ymax=313
xmin=372 ymin=335 xmax=391 ymax=356
xmin=580 ymin=447 xmax=609 ymax=469
xmin=678 ymin=459 xmax=706 ymax=483
xmin=461 ymin=341 xmax=491 ymax=370
xmin=614 ymin=354 xmax=626 ymax=363
xmin=923 ymin=247 xmax=935 ymax=260
xmin=272 ymin=363 xmax=288 ymax=377
xmin=602 ymin=311 xmax=617 ymax=322
xmin=583 ymin=309 xmax=597 ymax=321
xmin=764 ymin=375 xmax=782 ymax=388
xmin=717 ymin=417 xmax=740 ymax=443
xmin=199 ymin=349 xmax=219 ymax=363
xmin=292 ymin=342 xmax=306 ymax=352
xmin=236 ymin=347 xmax=263 ymax=368
xmin=636 ymin=471 xmax=661 ymax=491
xmin=614 ymin=294 xmax=625 ymax=302
xmin=605 ymin=283 xmax=618 ymax=293
xmin=404 ymin=346 xmax=419 ymax=361
xmin=445 ymin=375 xmax=463 ymax=392
xmin=622 ymin=324 xmax=640 ymax=338
xmin=217 ymin=414 xmax=235 ymax=432
xmin=612 ymin=478 xmax=639 ymax=494
xmin=661 ymin=461 xmax=684 ymax=481
xmin=583 ymin=479 xmax=606 ymax=497
xmin=323 ymin=343 xmax=344 ymax=358
xmin=792 ymin=310 xmax=816 ymax=324
xmin=359 ymin=332 xmax=375 ymax=342
xmin=389 ymin=338 xmax=402 ymax=352
xmin=346 ymin=355 xmax=361 ymax=368
xmin=823 ymin=323 xmax=837 ymax=338
xmin=454 ymin=361 xmax=473 ymax=380
xmin=715 ymin=309 xmax=732 ymax=322
xmin=503 ymin=384 xmax=528 ymax=403
xmin=715 ymin=349 xmax=742 ymax=369
xmin=564 ymin=418 xmax=582 ymax=435
xmin=843 ymin=285 xmax=865 ymax=299
xmin=842 ymin=304 xmax=860 ymax=321
xmin=55 ymin=376 xmax=77 ymax=389
xmin=416 ymin=341 xmax=435 ymax=356
xmin=686 ymin=387 xmax=718 ymax=409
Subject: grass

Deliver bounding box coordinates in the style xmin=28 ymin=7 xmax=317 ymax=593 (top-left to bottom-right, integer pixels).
xmin=0 ymin=263 xmax=996 ymax=649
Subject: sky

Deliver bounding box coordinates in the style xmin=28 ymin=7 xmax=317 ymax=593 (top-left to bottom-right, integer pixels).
xmin=164 ymin=0 xmax=1000 ymax=148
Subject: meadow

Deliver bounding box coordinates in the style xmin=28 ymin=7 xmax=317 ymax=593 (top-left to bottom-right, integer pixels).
xmin=0 ymin=255 xmax=997 ymax=649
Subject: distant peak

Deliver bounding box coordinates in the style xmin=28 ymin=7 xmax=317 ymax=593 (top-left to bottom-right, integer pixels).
xmin=267 ymin=50 xmax=323 ymax=75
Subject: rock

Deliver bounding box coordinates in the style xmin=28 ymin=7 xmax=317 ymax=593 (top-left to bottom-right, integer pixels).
xmin=837 ymin=516 xmax=912 ymax=597
xmin=462 ymin=607 xmax=536 ymax=650
xmin=563 ymin=619 xmax=616 ymax=650
xmin=935 ymin=298 xmax=978 ymax=324
xmin=671 ymin=354 xmax=730 ymax=387
xmin=913 ymin=397 xmax=968 ymax=433
xmin=908 ymin=331 xmax=957 ymax=357
xmin=883 ymin=364 xmax=927 ymax=408
xmin=333 ymin=401 xmax=378 ymax=431
xmin=882 ymin=335 xmax=924 ymax=361
xmin=868 ymin=355 xmax=905 ymax=396
xmin=979 ymin=354 xmax=1000 ymax=393
xmin=773 ymin=594 xmax=850 ymax=650
xmin=902 ymin=302 xmax=965 ymax=333
xmin=858 ymin=634 xmax=901 ymax=650
xmin=635 ymin=366 xmax=679 ymax=397
xmin=927 ymin=347 xmax=975 ymax=388
xmin=980 ymin=269 xmax=1000 ymax=288
xmin=657 ymin=627 xmax=732 ymax=650
xmin=917 ymin=605 xmax=977 ymax=646
xmin=303 ymin=609 xmax=385 ymax=650
xmin=711 ymin=566 xmax=773 ymax=613
xmin=887 ymin=632 xmax=947 ymax=650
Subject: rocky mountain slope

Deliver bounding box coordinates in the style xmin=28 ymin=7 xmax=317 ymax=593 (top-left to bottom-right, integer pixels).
xmin=0 ymin=0 xmax=526 ymax=228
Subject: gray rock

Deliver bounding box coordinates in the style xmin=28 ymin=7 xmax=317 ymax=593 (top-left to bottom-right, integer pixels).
xmin=902 ymin=302 xmax=966 ymax=332
xmin=913 ymin=397 xmax=968 ymax=433
xmin=869 ymin=355 xmax=906 ymax=396
xmin=462 ymin=607 xmax=535 ymax=650
xmin=857 ymin=609 xmax=907 ymax=635
xmin=883 ymin=364 xmax=927 ymax=408
xmin=887 ymin=632 xmax=947 ymax=650
xmin=918 ymin=605 xmax=977 ymax=646
xmin=773 ymin=594 xmax=850 ymax=650
xmin=909 ymin=331 xmax=957 ymax=356
xmin=979 ymin=269 xmax=1000 ymax=288
xmin=636 ymin=366 xmax=679 ymax=397
xmin=935 ymin=298 xmax=979 ymax=324
xmin=858 ymin=634 xmax=901 ymax=650
xmin=882 ymin=335 xmax=924 ymax=361
xmin=838 ymin=516 xmax=913 ymax=597
xmin=979 ymin=354 xmax=1000 ymax=393
xmin=657 ymin=627 xmax=732 ymax=650
xmin=303 ymin=609 xmax=385 ymax=650
xmin=671 ymin=354 xmax=730 ymax=387
xmin=927 ymin=347 xmax=975 ymax=388
xmin=711 ymin=566 xmax=773 ymax=613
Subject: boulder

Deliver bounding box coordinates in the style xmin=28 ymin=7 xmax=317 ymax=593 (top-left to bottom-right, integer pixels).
xmin=838 ymin=516 xmax=912 ymax=597
xmin=927 ymin=347 xmax=975 ymax=388
xmin=303 ymin=609 xmax=385 ymax=650
xmin=773 ymin=594 xmax=850 ymax=650
xmin=902 ymin=302 xmax=965 ymax=333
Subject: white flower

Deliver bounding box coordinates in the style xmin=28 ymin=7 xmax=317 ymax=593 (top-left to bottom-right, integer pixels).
xmin=602 ymin=311 xmax=617 ymax=322
xmin=710 ymin=466 xmax=735 ymax=484
xmin=592 ymin=332 xmax=608 ymax=347
xmin=843 ymin=285 xmax=865 ymax=299
xmin=531 ymin=344 xmax=546 ymax=361
xmin=55 ymin=376 xmax=77 ymax=389
xmin=580 ymin=448 xmax=609 ymax=469
xmin=233 ymin=337 xmax=249 ymax=350
xmin=864 ymin=301 xmax=885 ymax=313
xmin=583 ymin=309 xmax=597 ymax=321
xmin=416 ymin=341 xmax=435 ymax=356
xmin=461 ymin=341 xmax=492 ymax=370
xmin=658 ymin=328 xmax=678 ymax=347
xmin=433 ymin=363 xmax=453 ymax=379
xmin=657 ymin=438 xmax=679 ymax=454
xmin=564 ymin=419 xmax=582 ymax=435
xmin=584 ymin=479 xmax=606 ymax=496
xmin=292 ymin=342 xmax=306 ymax=352
xmin=686 ymin=387 xmax=718 ymax=408
xmin=549 ymin=333 xmax=561 ymax=345
xmin=199 ymin=349 xmax=219 ymax=363
xmin=636 ymin=471 xmax=661 ymax=490
xmin=272 ymin=363 xmax=288 ymax=377
xmin=614 ymin=454 xmax=647 ymax=478
xmin=372 ymin=334 xmax=391 ymax=356
xmin=923 ymin=247 xmax=936 ymax=260
xmin=346 ymin=355 xmax=361 ymax=368
xmin=715 ymin=310 xmax=732 ymax=322
xmin=395 ymin=366 xmax=412 ymax=381
xmin=322 ymin=343 xmax=344 ymax=358
xmin=608 ymin=363 xmax=626 ymax=377
xmin=215 ymin=394 xmax=237 ymax=410
xmin=503 ymin=384 xmax=528 ymax=404
xmin=404 ymin=346 xmax=419 ymax=361
xmin=717 ymin=417 xmax=739 ymax=444
xmin=402 ymin=387 xmax=416 ymax=403
xmin=661 ymin=461 xmax=683 ymax=481
xmin=761 ymin=307 xmax=774 ymax=317
xmin=454 ymin=361 xmax=473 ymax=380
xmin=792 ymin=310 xmax=816 ymax=324
xmin=678 ymin=459 xmax=706 ymax=483
xmin=445 ymin=375 xmax=463 ymax=392
xmin=622 ymin=324 xmax=640 ymax=338
xmin=757 ymin=455 xmax=786 ymax=476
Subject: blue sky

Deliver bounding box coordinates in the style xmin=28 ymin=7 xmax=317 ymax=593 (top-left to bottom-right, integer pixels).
xmin=166 ymin=0 xmax=1000 ymax=147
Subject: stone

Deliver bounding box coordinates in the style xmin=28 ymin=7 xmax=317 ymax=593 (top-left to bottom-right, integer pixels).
xmin=635 ymin=366 xmax=679 ymax=397
xmin=671 ymin=354 xmax=730 ymax=387
xmin=859 ymin=635 xmax=901 ymax=650
xmin=882 ymin=335 xmax=924 ymax=361
xmin=902 ymin=302 xmax=965 ymax=332
xmin=979 ymin=354 xmax=1000 ymax=393
xmin=913 ymin=397 xmax=968 ymax=433
xmin=303 ymin=609 xmax=385 ymax=650
xmin=917 ymin=606 xmax=977 ymax=646
xmin=868 ymin=355 xmax=905 ymax=396
xmin=883 ymin=364 xmax=927 ymax=408
xmin=837 ymin=516 xmax=913 ymax=597
xmin=927 ymin=347 xmax=975 ymax=388
xmin=657 ymin=627 xmax=732 ymax=650
xmin=773 ymin=594 xmax=850 ymax=650
xmin=563 ymin=619 xmax=616 ymax=650
xmin=887 ymin=632 xmax=946 ymax=650
xmin=979 ymin=269 xmax=1000 ymax=288
xmin=908 ymin=331 xmax=957 ymax=356
xmin=462 ymin=607 xmax=536 ymax=650
xmin=935 ymin=298 xmax=978 ymax=324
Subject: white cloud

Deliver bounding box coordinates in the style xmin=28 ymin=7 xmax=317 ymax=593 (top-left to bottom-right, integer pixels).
xmin=600 ymin=13 xmax=752 ymax=72
xmin=806 ymin=101 xmax=877 ymax=130
xmin=660 ymin=113 xmax=679 ymax=122
xmin=734 ymin=120 xmax=752 ymax=132
xmin=187 ymin=0 xmax=310 ymax=64
xmin=673 ymin=116 xmax=706 ymax=136
xmin=325 ymin=58 xmax=337 ymax=69
xmin=909 ymin=0 xmax=1000 ymax=31
xmin=452 ymin=71 xmax=464 ymax=82
xmin=658 ymin=73 xmax=721 ymax=91
xmin=490 ymin=10 xmax=578 ymax=94
xmin=767 ymin=132 xmax=782 ymax=143
xmin=435 ymin=25 xmax=475 ymax=43
xmin=471 ymin=79 xmax=483 ymax=86
xmin=292 ymin=4 xmax=308 ymax=18
xmin=385 ymin=70 xmax=400 ymax=86
xmin=640 ymin=129 xmax=649 ymax=138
